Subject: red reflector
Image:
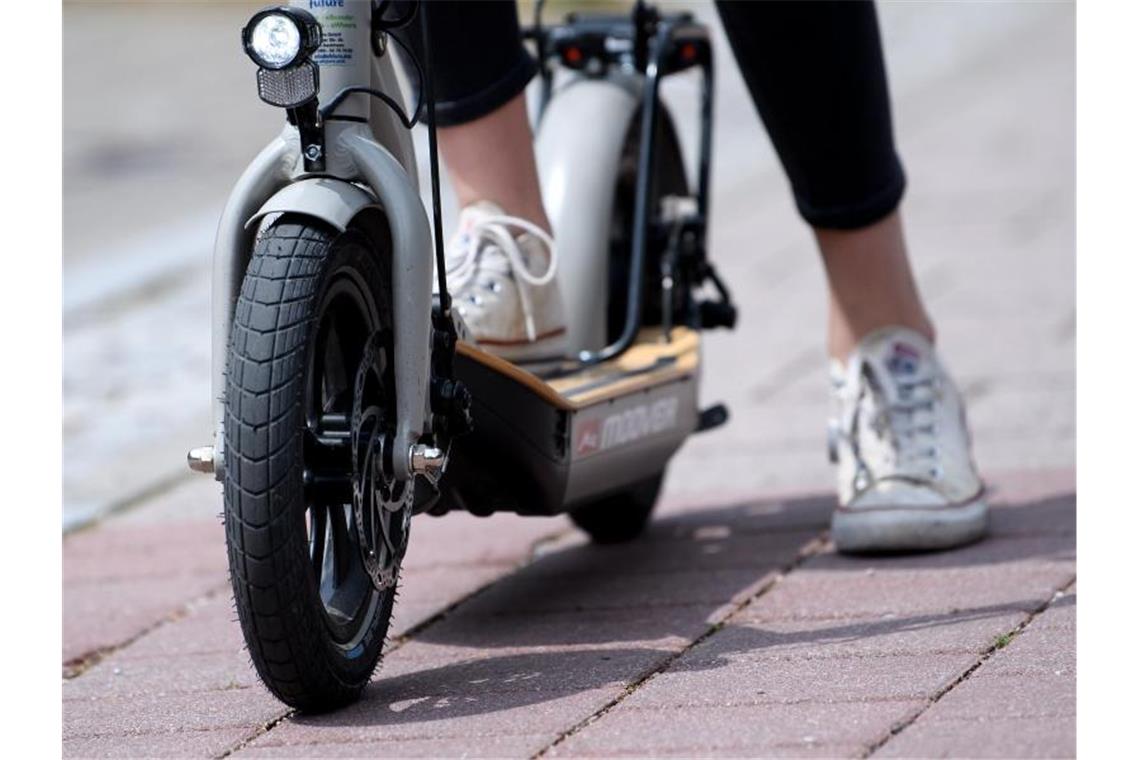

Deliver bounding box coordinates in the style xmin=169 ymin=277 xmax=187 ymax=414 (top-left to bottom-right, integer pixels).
xmin=681 ymin=43 xmax=697 ymax=62
xmin=564 ymin=46 xmax=583 ymax=65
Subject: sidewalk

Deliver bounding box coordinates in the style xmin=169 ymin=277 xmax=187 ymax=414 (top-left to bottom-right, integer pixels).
xmin=63 ymin=471 xmax=1074 ymax=757
xmin=62 ymin=2 xmax=1075 ymax=757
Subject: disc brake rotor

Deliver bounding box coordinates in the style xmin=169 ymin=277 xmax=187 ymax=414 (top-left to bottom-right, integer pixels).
xmin=351 ymin=331 xmax=412 ymax=591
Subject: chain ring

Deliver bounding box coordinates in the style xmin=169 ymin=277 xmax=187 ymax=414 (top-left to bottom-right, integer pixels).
xmin=350 ymin=330 xmax=412 ymax=591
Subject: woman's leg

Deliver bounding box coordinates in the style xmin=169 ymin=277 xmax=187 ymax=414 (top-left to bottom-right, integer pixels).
xmin=397 ymin=1 xmax=548 ymax=229
xmin=716 ymin=0 xmax=986 ymax=553
xmin=817 ymin=211 xmax=933 ymax=360
xmin=395 ymin=1 xmax=563 ymax=358
xmin=438 ymin=93 xmax=551 ymax=234
xmin=714 ymin=0 xmax=930 ymax=360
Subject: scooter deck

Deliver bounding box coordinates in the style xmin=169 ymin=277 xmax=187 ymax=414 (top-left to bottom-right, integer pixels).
xmin=437 ymin=327 xmax=701 ymax=517
xmin=459 ymin=326 xmax=699 ymax=409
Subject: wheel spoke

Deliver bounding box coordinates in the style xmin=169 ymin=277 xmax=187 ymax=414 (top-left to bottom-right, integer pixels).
xmin=328 ymin=501 xmax=353 ymax=588
xmin=322 ymin=330 xmax=344 ymax=411
xmin=309 ymin=506 xmax=328 ymax=582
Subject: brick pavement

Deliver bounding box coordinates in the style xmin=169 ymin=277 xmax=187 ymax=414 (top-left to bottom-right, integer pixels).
xmin=63 ymin=470 xmax=1074 ymax=758
xmin=62 ymin=1 xmax=1075 ymax=757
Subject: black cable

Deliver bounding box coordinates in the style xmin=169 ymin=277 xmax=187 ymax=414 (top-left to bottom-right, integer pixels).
xmin=418 ymin=4 xmax=451 ymax=314
xmin=320 ymin=2 xmax=450 ymax=312
xmin=319 ymin=29 xmax=425 ymax=127
xmin=319 ymin=85 xmax=414 ymax=128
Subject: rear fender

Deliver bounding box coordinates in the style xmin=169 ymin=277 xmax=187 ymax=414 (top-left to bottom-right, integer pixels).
xmin=535 ymin=77 xmax=641 ymax=354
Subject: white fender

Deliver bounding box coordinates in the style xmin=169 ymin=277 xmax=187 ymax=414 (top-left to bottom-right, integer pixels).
xmin=535 ymin=77 xmax=641 ymax=354
xmin=244 ymin=177 xmax=381 ymax=232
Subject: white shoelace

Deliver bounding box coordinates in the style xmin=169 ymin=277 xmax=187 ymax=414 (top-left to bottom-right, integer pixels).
xmin=446 ymin=214 xmax=558 ymax=342
xmin=840 ymin=353 xmax=942 ymax=488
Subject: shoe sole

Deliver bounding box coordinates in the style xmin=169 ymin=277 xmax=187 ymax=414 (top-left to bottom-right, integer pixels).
xmin=830 ymin=496 xmax=988 ymax=554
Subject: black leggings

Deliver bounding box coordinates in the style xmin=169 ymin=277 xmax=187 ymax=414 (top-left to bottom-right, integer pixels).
xmin=408 ymin=1 xmax=905 ymax=230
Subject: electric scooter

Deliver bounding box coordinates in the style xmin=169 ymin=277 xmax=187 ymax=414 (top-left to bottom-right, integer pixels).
xmin=186 ymin=0 xmax=735 ymax=711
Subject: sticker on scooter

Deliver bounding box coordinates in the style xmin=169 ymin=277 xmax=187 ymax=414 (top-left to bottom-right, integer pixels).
xmin=575 ymin=396 xmax=680 ymax=459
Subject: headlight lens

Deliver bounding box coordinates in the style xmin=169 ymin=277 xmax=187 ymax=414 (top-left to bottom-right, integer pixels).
xmin=249 ymin=13 xmax=302 ymax=69
xmin=242 ymin=7 xmax=321 ymax=76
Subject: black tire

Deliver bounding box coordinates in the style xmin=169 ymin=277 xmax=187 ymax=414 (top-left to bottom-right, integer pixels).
xmin=569 ymin=473 xmax=665 ymax=544
xmin=223 ymin=214 xmax=401 ymax=712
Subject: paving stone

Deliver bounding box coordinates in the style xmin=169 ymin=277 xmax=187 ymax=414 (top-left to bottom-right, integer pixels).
xmin=62 ymin=727 xmax=251 ymax=758
xmin=701 ymin=612 xmax=1030 ymax=659
xmin=368 ymin=645 xmax=674 ymax=701
xmin=653 ymin=493 xmax=835 ymax=536
xmin=115 ymin=596 xmax=244 ymax=660
xmin=1032 ymin=589 xmax=1076 ymax=631
xmin=987 ymin=492 xmax=1075 ymax=538
xmin=63 ymin=575 xmax=225 ymax=664
xmin=982 ymin=469 xmax=1075 ymax=508
xmin=553 ymin=743 xmax=868 ymax=759
xmin=620 ymin=653 xmax=977 ymax=707
xmin=63 ymin=688 xmax=284 ymax=739
xmin=922 ymin=671 xmax=1075 ymax=720
xmin=64 ymin=652 xmax=261 ymax=700
xmin=64 ymin=519 xmax=226 ymax=581
xmin=523 ymin=529 xmax=819 ymax=578
xmin=875 ymin=714 xmax=1077 ymax=758
xmin=984 ymin=620 xmax=1076 ymax=677
xmin=402 ymin=512 xmax=567 ymax=571
xmin=804 ymin=532 xmax=1074 ymax=573
xmin=454 ymin=566 xmax=772 ymax=616
xmin=404 ymin=604 xmax=712 ymax=654
xmin=63 ymin=516 xmax=229 ymax=665
xmin=248 ymin=687 xmax=618 ymax=746
xmin=751 ymin=549 xmax=1074 ymax=621
xmin=397 ymin=563 xmax=520 ymax=606
xmin=236 ymin=733 xmax=557 ymax=758
xmin=550 ymin=701 xmax=926 ymax=756
xmin=388 ymin=599 xmax=446 ymax=639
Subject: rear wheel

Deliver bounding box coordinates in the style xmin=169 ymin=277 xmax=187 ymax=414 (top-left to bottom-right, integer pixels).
xmin=570 ymin=473 xmax=664 ymax=544
xmin=223 ymin=215 xmax=408 ymax=711
xmin=571 ymin=109 xmax=687 ymax=544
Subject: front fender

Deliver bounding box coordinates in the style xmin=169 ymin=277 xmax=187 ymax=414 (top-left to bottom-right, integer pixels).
xmin=244 ymin=177 xmax=381 ymax=233
xmin=210 ymin=127 xmax=432 ymax=481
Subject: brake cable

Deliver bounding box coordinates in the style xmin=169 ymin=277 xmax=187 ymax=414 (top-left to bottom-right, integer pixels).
xmin=317 ymin=1 xmax=452 ymax=317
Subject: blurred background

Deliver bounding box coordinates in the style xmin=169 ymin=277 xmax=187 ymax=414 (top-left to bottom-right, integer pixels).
xmin=63 ymin=0 xmax=1074 ymax=532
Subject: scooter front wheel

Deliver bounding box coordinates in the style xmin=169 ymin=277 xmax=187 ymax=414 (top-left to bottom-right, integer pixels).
xmin=223 ymin=214 xmax=404 ymax=711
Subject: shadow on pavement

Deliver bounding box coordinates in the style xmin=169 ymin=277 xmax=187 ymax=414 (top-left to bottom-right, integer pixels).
xmin=286 ymin=490 xmax=1073 ymax=728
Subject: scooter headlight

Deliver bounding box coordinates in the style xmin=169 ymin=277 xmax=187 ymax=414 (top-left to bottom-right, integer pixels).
xmin=242 ymin=7 xmax=321 ymax=71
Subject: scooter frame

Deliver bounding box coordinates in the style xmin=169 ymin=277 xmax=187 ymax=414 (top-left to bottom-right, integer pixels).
xmin=200 ymin=0 xmax=730 ymax=499
xmin=209 ymin=2 xmax=431 ymax=481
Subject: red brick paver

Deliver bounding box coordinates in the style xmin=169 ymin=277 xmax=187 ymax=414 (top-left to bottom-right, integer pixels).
xmin=542 ymin=474 xmax=1075 ymax=758
xmin=62 ymin=470 xmax=1074 ymax=759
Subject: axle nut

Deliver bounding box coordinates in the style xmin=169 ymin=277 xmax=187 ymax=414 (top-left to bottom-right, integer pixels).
xmin=187 ymin=446 xmax=216 ymax=475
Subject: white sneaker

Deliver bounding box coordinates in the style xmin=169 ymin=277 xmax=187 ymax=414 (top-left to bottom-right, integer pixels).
xmin=828 ymin=327 xmax=988 ymax=553
xmin=442 ymin=202 xmax=568 ymax=363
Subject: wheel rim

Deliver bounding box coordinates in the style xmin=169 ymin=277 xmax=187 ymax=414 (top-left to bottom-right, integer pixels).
xmin=303 ymin=271 xmax=386 ymax=649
